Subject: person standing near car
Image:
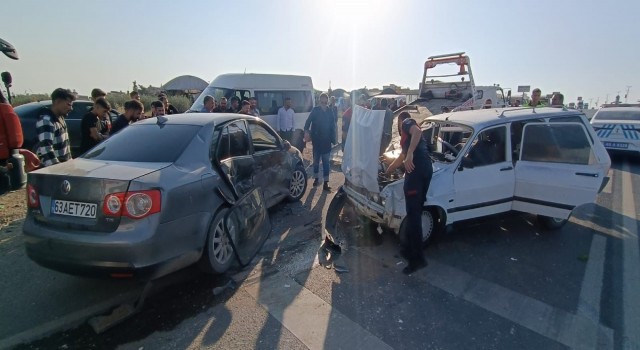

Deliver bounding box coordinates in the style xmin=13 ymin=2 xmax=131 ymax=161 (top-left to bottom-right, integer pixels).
xmin=278 ymin=97 xmax=295 ymax=142
xmin=150 ymin=100 xmax=165 ymax=117
xmin=527 ymin=88 xmax=544 ymax=107
xmin=249 ymin=97 xmax=260 ymax=117
xmin=200 ymin=95 xmax=216 ymax=113
xmin=304 ymin=93 xmax=336 ymax=191
xmin=214 ymin=97 xmax=228 ymax=112
xmin=36 ymin=88 xmax=75 ymax=167
xmin=385 ymin=112 xmax=432 ymax=275
xmin=111 ymin=99 xmax=144 ymax=135
xmin=90 ymin=88 xmax=111 ymax=136
xmin=238 ymin=100 xmax=252 ymax=115
xmin=80 ymin=97 xmax=110 ymax=154
xmin=159 ymin=93 xmax=179 ymax=114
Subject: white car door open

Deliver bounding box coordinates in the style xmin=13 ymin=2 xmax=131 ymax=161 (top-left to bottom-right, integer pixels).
xmin=513 ymin=122 xmax=607 ymax=219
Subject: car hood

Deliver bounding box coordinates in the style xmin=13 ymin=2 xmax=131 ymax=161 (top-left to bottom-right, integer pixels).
xmin=341 ymin=106 xmax=386 ymax=193
xmin=31 ymin=158 xmax=172 ymax=180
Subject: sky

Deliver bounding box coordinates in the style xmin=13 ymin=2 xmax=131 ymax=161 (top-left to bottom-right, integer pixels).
xmin=1 ymin=0 xmax=639 ymax=106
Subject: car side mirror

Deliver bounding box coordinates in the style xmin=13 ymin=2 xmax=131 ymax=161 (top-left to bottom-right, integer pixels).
xmin=459 ymin=157 xmax=474 ymax=170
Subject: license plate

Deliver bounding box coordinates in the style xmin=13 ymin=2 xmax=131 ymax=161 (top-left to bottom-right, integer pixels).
xmin=603 ymin=142 xmax=629 ymax=149
xmin=51 ymin=200 xmax=97 ymax=218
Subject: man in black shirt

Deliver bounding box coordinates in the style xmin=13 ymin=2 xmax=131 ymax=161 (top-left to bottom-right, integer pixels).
xmin=111 ymin=99 xmax=144 ymax=135
xmin=158 ymin=94 xmax=179 ymax=114
xmin=80 ymin=97 xmax=110 ymax=154
xmin=304 ymin=93 xmax=336 ymax=191
xmin=385 ymin=112 xmax=433 ymax=275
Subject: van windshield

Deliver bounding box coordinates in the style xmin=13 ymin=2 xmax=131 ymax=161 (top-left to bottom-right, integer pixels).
xmin=190 ymin=87 xmax=251 ymax=112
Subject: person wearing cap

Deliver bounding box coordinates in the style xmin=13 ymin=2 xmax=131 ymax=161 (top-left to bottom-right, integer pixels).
xmin=158 ymin=94 xmax=179 ymax=114
xmin=385 ymin=112 xmax=433 ymax=275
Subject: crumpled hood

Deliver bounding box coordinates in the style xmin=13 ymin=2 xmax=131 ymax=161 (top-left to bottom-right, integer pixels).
xmin=341 ymin=106 xmax=386 ymax=193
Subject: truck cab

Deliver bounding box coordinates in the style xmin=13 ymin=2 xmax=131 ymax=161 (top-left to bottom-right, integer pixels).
xmin=475 ymin=86 xmax=509 ymax=108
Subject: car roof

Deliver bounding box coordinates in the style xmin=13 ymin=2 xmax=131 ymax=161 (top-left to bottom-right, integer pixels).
xmin=135 ymin=113 xmax=258 ymax=127
xmin=595 ymin=106 xmax=640 ymax=112
xmin=427 ymin=107 xmax=586 ymax=129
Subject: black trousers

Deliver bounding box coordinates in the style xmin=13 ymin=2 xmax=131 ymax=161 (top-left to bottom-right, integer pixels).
xmin=402 ymin=160 xmax=433 ymax=264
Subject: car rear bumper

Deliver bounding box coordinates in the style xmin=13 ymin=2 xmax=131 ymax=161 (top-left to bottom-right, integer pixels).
xmin=22 ymin=213 xmax=209 ymax=279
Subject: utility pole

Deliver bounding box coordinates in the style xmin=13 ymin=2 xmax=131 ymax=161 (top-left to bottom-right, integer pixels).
xmin=625 ymin=86 xmax=632 ymax=103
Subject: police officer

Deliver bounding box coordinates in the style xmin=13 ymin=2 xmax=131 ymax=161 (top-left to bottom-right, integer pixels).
xmin=385 ymin=112 xmax=433 ymax=274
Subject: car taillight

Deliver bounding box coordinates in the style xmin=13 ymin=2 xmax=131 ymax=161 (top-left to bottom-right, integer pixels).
xmin=27 ymin=184 xmax=39 ymax=208
xmin=102 ymin=190 xmax=161 ymax=219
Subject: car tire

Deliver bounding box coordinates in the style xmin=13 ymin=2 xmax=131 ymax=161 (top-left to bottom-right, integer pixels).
xmin=399 ymin=208 xmax=437 ymax=246
xmin=199 ymin=207 xmax=236 ymax=274
xmin=286 ymin=164 xmax=307 ymax=202
xmin=537 ymin=215 xmax=568 ymax=230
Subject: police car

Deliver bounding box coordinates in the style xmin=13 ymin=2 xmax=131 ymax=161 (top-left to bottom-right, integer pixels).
xmin=590 ymin=105 xmax=640 ymax=154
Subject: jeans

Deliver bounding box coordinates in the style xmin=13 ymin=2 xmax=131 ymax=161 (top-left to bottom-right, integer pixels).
xmin=312 ymin=150 xmax=331 ymax=181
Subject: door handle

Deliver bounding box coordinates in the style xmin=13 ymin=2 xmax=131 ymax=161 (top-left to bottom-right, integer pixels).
xmin=500 ymin=166 xmax=513 ymax=171
xmin=576 ymin=172 xmax=599 ymax=178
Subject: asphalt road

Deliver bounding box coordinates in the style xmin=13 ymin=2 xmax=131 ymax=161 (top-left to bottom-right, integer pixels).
xmin=2 ymin=153 xmax=640 ymax=350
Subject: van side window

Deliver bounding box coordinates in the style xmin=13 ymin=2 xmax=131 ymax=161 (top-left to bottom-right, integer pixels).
xmin=255 ymin=90 xmax=313 ymax=115
xmin=520 ymin=123 xmax=595 ymax=165
xmin=217 ymin=121 xmax=250 ymax=160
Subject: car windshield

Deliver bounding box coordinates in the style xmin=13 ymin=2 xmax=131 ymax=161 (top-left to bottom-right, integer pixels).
xmin=82 ymin=124 xmax=201 ymax=162
xmin=593 ymin=109 xmax=640 ymax=121
xmin=421 ymin=121 xmax=473 ymax=163
xmin=190 ymin=87 xmax=251 ymax=112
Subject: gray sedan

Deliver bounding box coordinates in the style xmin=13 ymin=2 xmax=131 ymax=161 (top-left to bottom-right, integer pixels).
xmin=23 ymin=113 xmax=307 ymax=279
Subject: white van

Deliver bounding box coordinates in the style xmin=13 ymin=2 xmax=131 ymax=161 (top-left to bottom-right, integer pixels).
xmin=190 ymin=73 xmax=315 ymax=150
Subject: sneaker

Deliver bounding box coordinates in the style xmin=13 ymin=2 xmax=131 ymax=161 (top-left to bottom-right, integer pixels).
xmin=323 ymin=182 xmax=331 ymax=191
xmin=312 ymin=179 xmax=319 ymax=186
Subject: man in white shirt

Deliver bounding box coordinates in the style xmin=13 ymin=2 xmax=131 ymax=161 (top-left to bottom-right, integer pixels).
xmin=277 ymin=97 xmax=295 ymax=141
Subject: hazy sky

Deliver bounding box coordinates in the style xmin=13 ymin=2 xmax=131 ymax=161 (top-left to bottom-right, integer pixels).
xmin=1 ymin=0 xmax=638 ymax=105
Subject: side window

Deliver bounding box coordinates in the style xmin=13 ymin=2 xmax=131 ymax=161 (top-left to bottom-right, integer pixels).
xmin=249 ymin=122 xmax=279 ymax=152
xmin=255 ymin=90 xmax=314 ymax=115
xmin=256 ymin=91 xmax=284 ymax=115
xmin=465 ymin=126 xmax=507 ymax=166
xmin=520 ymin=123 xmax=595 ymax=165
xmin=217 ymin=121 xmax=250 ymax=160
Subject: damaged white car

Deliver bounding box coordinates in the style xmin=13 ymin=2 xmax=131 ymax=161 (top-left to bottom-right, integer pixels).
xmin=330 ymin=106 xmax=611 ymax=244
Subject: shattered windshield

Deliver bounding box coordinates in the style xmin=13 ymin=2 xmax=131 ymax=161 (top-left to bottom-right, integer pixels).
xmin=421 ymin=121 xmax=473 ymax=163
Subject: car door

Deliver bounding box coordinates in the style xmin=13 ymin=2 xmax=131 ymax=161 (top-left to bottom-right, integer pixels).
xmin=216 ymin=120 xmax=255 ymax=199
xmin=247 ymin=120 xmax=289 ymax=206
xmin=223 ymin=187 xmax=271 ymax=266
xmin=513 ymin=122 xmax=607 ymax=219
xmin=449 ymin=125 xmax=514 ymax=222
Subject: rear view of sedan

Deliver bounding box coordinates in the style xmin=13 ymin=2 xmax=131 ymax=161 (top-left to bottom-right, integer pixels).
xmin=590 ymin=106 xmax=640 ymax=154
xmin=23 ymin=113 xmax=306 ymax=279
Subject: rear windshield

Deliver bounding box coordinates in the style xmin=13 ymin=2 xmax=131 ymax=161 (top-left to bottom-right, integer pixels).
xmin=82 ymin=124 xmax=201 ymax=162
xmin=593 ymin=110 xmax=640 ymax=121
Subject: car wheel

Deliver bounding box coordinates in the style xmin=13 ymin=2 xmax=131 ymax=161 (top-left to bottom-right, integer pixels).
xmin=537 ymin=215 xmax=568 ymax=230
xmin=287 ymin=164 xmax=307 ymax=202
xmin=200 ymin=208 xmax=236 ymax=274
xmin=399 ymin=209 xmax=436 ymax=246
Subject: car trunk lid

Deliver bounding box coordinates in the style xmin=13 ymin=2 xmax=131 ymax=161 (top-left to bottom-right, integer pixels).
xmin=28 ymin=159 xmax=171 ymax=232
